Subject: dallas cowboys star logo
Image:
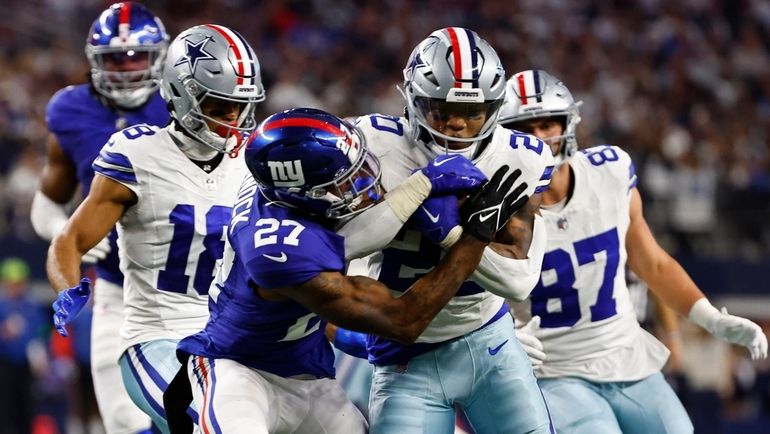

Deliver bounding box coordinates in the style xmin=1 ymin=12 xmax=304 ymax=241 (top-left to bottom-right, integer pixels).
xmin=174 ymin=38 xmax=215 ymax=74
xmin=405 ymin=52 xmax=427 ymax=79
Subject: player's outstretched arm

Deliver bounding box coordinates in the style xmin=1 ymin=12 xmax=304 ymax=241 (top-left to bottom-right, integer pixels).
xmin=47 ymin=174 xmax=135 ymax=336
xmin=279 ymin=232 xmax=487 ymax=344
xmin=47 ymin=174 xmax=134 ymax=292
xmin=626 ymin=187 xmax=768 ymax=359
xmin=281 ymin=165 xmax=522 ymax=344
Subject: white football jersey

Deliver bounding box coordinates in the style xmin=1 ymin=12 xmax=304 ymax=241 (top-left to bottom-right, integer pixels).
xmin=356 ymin=114 xmax=554 ymax=342
xmin=521 ymin=145 xmax=669 ymax=382
xmin=93 ymin=124 xmax=249 ymax=352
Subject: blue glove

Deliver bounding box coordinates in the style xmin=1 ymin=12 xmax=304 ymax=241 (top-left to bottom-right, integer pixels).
xmin=333 ymin=328 xmax=369 ymax=359
xmin=421 ymin=155 xmax=487 ymax=195
xmin=407 ymin=195 xmax=461 ymax=246
xmin=52 ymin=278 xmax=92 ymax=337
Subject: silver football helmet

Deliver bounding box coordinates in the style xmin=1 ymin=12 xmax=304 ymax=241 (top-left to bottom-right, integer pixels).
xmin=160 ymin=24 xmax=266 ymax=154
xmin=402 ymin=27 xmax=506 ymax=154
xmin=499 ymin=70 xmax=582 ymax=165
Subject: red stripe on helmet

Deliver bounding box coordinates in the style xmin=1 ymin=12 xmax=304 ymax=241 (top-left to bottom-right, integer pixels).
xmin=446 ymin=28 xmax=463 ymax=88
xmin=204 ymin=24 xmax=245 ymax=85
xmin=119 ymin=2 xmax=131 ymax=25
xmin=260 ymin=118 xmax=354 ymax=148
xmin=517 ymin=73 xmax=528 ymax=105
xmin=118 ymin=2 xmax=131 ymax=41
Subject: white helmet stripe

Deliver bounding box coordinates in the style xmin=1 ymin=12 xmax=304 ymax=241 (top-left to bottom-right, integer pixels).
xmin=515 ymin=70 xmax=545 ymax=106
xmin=204 ymin=24 xmax=255 ymax=85
xmin=444 ymin=27 xmax=477 ymax=89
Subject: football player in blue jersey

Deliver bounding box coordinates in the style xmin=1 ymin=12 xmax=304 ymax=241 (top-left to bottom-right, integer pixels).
xmin=31 ymin=3 xmax=168 ymax=433
xmin=173 ymin=107 xmax=529 ymax=434
xmin=47 ymin=24 xmax=265 ymax=434
xmin=501 ymin=69 xmax=768 ymax=434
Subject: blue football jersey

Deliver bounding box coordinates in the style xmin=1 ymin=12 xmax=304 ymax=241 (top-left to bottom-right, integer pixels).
xmin=177 ymin=177 xmax=343 ymax=378
xmin=45 ymin=84 xmax=169 ymax=285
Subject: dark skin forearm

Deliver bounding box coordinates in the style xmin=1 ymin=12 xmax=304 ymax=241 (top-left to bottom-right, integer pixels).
xmin=488 ymin=195 xmax=540 ymax=259
xmin=277 ymin=233 xmax=488 ymax=344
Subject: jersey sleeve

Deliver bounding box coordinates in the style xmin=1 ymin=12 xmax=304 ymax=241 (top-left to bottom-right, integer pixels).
xmin=91 ymin=129 xmax=143 ymax=196
xmin=45 ymin=86 xmax=75 ymax=135
xmin=505 ymin=129 xmax=556 ymax=196
xmin=580 ymin=145 xmax=637 ymax=194
xmin=239 ymin=220 xmax=346 ymax=289
xmin=356 ymin=114 xmax=419 ymax=192
xmin=355 ymin=114 xmax=409 ymax=159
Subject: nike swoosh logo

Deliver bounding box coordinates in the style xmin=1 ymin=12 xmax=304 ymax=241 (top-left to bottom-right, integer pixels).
xmin=488 ymin=340 xmax=509 ymax=356
xmin=478 ymin=210 xmax=497 ymax=222
xmin=433 ymin=156 xmax=459 ymax=166
xmin=421 ymin=206 xmax=440 ymax=223
xmin=262 ymin=252 xmax=288 ymax=263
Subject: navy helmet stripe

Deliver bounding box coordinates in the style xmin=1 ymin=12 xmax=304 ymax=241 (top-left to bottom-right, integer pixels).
xmin=464 ymin=28 xmax=479 ymax=88
xmin=230 ymin=28 xmax=256 ymax=83
xmin=533 ymin=70 xmax=543 ymax=103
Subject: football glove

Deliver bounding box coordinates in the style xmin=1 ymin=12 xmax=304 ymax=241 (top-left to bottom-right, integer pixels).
xmin=420 ymin=155 xmax=487 ymax=195
xmin=407 ymin=195 xmax=461 ymax=247
xmin=515 ymin=316 xmax=546 ymax=367
xmin=461 ymin=165 xmax=528 ymax=243
xmin=689 ymin=298 xmax=768 ymax=360
xmin=52 ymin=278 xmax=91 ymax=337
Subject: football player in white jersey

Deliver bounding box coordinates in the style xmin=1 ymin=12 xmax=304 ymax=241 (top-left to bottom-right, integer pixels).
xmin=502 ymin=69 xmax=769 ymax=434
xmin=46 ymin=24 xmax=265 ymax=434
xmin=346 ymin=28 xmax=556 ymax=434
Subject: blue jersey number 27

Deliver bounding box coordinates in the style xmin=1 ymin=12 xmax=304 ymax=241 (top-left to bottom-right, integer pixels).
xmin=158 ymin=204 xmax=232 ymax=295
xmin=530 ymin=227 xmax=621 ymax=328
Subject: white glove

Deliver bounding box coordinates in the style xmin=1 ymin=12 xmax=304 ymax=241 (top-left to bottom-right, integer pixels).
xmin=689 ymin=298 xmax=768 ymax=360
xmin=515 ymin=315 xmax=546 ymax=367
xmin=81 ymin=236 xmax=111 ymax=264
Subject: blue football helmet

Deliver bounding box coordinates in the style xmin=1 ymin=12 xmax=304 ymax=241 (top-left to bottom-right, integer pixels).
xmin=245 ymin=108 xmax=382 ymax=220
xmin=85 ymin=2 xmax=169 ymax=108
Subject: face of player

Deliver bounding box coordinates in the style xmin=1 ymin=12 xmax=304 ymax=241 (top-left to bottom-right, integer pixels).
xmin=102 ymin=50 xmax=151 ymax=72
xmin=509 ymin=117 xmax=564 ymax=157
xmin=200 ymin=98 xmax=244 ymax=135
xmin=423 ymin=101 xmax=488 ymax=150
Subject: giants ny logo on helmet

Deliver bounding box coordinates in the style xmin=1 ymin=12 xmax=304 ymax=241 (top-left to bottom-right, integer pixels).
xmin=268 ymin=160 xmax=305 ymax=187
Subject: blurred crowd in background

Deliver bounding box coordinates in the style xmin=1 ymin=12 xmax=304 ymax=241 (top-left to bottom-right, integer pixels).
xmin=0 ymin=0 xmax=768 ymax=433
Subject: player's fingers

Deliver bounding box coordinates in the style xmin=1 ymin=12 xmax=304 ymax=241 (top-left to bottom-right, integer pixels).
xmin=499 ymin=168 xmax=522 ymax=195
xmin=53 ymin=314 xmax=68 ymax=337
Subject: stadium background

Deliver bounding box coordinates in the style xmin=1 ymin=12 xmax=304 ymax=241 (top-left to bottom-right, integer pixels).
xmin=0 ymin=0 xmax=768 ymax=432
